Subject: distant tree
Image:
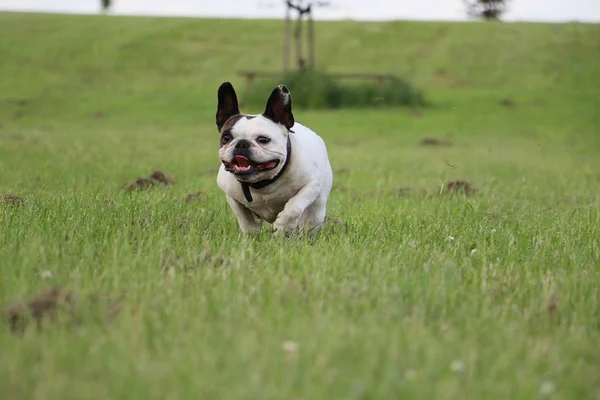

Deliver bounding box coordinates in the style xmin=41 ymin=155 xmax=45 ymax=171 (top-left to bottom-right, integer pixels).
xmin=101 ymin=0 xmax=112 ymax=13
xmin=258 ymin=1 xmax=337 ymax=72
xmin=283 ymin=1 xmax=334 ymax=71
xmin=465 ymin=0 xmax=508 ymax=20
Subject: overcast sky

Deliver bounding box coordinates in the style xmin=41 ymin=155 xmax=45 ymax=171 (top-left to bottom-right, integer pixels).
xmin=1 ymin=0 xmax=599 ymax=22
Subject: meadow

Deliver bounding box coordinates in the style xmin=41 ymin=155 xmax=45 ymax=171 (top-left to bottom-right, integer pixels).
xmin=0 ymin=12 xmax=599 ymax=399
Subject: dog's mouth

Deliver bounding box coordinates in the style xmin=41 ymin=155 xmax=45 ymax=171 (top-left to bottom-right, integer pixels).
xmin=223 ymin=155 xmax=280 ymax=175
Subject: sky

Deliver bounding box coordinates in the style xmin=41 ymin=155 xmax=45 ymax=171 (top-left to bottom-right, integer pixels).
xmin=0 ymin=0 xmax=599 ymax=22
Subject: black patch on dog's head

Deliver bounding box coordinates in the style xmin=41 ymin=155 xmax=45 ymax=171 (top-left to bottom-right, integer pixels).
xmin=219 ymin=115 xmax=257 ymax=148
xmin=216 ymin=82 xmax=241 ymax=132
xmin=220 ymin=114 xmax=244 ymax=134
xmin=263 ymin=85 xmax=294 ymax=130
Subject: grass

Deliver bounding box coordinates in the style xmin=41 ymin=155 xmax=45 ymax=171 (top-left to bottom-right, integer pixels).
xmin=1 ymin=12 xmax=600 ymax=399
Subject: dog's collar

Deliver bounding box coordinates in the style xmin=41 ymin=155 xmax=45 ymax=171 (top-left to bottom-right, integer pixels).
xmin=238 ymin=135 xmax=292 ymax=203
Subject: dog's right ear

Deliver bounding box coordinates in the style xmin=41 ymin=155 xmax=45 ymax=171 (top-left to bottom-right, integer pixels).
xmin=216 ymin=82 xmax=240 ymax=132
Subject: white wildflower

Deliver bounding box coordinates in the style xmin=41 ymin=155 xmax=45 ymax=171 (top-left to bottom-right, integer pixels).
xmin=282 ymin=340 xmax=299 ymax=360
xmin=282 ymin=340 xmax=298 ymax=352
xmin=450 ymin=360 xmax=465 ymax=373
xmin=40 ymin=270 xmax=53 ymax=279
xmin=539 ymin=380 xmax=555 ymax=396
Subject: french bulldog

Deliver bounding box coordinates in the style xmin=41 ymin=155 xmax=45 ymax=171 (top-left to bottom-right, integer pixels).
xmin=215 ymin=81 xmax=333 ymax=235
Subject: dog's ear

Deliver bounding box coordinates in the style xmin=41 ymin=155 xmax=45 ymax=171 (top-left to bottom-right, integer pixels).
xmin=216 ymin=82 xmax=240 ymax=132
xmin=263 ymin=85 xmax=294 ymax=130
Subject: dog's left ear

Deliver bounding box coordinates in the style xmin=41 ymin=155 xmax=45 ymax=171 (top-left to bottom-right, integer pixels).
xmin=263 ymin=85 xmax=294 ymax=130
xmin=216 ymin=82 xmax=240 ymax=132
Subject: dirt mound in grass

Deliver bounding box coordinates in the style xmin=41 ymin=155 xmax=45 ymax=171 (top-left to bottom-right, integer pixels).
xmin=5 ymin=287 xmax=124 ymax=334
xmin=0 ymin=193 xmax=24 ymax=206
xmin=123 ymin=170 xmax=172 ymax=191
xmin=443 ymin=179 xmax=476 ymax=194
xmin=419 ymin=137 xmax=453 ymax=147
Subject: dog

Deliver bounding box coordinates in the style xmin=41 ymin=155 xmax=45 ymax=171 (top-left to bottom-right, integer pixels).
xmin=215 ymin=81 xmax=333 ymax=235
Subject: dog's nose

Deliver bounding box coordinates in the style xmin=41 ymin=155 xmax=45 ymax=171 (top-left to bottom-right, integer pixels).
xmin=235 ymin=139 xmax=251 ymax=149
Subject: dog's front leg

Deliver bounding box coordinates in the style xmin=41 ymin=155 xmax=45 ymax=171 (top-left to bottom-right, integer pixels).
xmin=273 ymin=183 xmax=320 ymax=235
xmin=226 ymin=196 xmax=262 ymax=234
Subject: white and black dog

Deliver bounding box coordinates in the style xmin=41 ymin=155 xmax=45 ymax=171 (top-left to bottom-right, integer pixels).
xmin=216 ymin=82 xmax=333 ymax=235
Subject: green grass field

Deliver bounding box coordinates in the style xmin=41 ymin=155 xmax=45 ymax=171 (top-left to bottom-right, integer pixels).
xmin=1 ymin=12 xmax=599 ymax=399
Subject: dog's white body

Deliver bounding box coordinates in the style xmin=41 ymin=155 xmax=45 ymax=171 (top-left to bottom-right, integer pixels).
xmin=215 ymin=82 xmax=332 ymax=235
xmin=218 ymin=120 xmax=332 ymax=233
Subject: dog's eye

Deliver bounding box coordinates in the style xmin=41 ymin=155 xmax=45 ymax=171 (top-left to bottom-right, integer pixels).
xmin=221 ymin=133 xmax=233 ymax=145
xmin=257 ymin=136 xmax=271 ymax=144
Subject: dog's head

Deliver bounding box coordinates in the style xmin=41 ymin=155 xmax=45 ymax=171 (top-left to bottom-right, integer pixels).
xmin=216 ymin=82 xmax=295 ymax=183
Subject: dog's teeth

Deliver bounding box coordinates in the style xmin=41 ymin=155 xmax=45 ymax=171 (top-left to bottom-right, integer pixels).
xmin=235 ymin=165 xmax=251 ymax=172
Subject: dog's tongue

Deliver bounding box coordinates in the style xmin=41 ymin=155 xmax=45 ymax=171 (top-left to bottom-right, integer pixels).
xmin=235 ymin=155 xmax=250 ymax=167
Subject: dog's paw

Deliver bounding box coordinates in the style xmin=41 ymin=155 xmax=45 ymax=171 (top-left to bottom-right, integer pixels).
xmin=273 ymin=215 xmax=299 ymax=236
